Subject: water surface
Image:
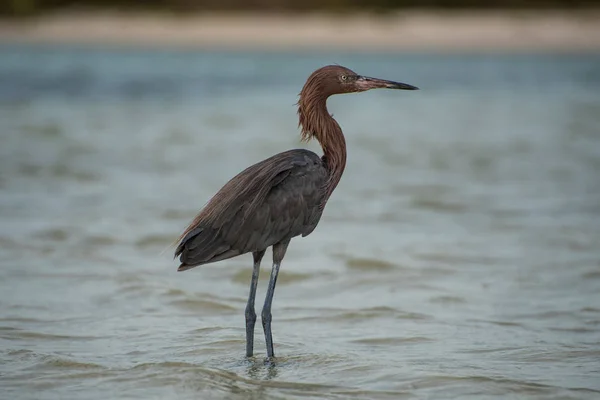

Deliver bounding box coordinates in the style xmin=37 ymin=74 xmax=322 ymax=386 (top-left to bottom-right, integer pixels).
xmin=1 ymin=46 xmax=599 ymax=399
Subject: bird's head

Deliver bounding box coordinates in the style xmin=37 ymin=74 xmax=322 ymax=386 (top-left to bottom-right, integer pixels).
xmin=300 ymin=65 xmax=419 ymax=99
xmin=297 ymin=64 xmax=418 ymax=145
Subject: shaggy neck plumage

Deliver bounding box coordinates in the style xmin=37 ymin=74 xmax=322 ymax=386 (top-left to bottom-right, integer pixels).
xmin=297 ymin=89 xmax=347 ymax=205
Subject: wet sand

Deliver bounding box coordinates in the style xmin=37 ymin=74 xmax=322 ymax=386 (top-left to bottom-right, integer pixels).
xmin=1 ymin=10 xmax=599 ymax=52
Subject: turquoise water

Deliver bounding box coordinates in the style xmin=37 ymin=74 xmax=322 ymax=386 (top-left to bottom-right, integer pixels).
xmin=1 ymin=45 xmax=599 ymax=399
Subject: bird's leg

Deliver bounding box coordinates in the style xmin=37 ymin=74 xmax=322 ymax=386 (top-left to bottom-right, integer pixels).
xmin=245 ymin=250 xmax=265 ymax=358
xmin=261 ymin=240 xmax=290 ymax=360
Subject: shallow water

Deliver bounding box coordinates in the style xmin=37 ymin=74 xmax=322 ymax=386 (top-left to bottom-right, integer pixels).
xmin=0 ymin=45 xmax=599 ymax=399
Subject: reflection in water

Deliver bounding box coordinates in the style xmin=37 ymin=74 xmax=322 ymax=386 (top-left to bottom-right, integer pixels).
xmin=245 ymin=358 xmax=279 ymax=381
xmin=0 ymin=47 xmax=599 ymax=399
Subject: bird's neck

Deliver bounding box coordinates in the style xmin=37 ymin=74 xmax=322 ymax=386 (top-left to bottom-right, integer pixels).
xmin=297 ymin=96 xmax=347 ymax=204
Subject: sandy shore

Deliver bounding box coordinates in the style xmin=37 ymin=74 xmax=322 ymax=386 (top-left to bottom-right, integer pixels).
xmin=1 ymin=10 xmax=599 ymax=52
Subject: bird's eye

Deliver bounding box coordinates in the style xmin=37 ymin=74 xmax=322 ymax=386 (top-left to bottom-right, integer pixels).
xmin=341 ymin=75 xmax=347 ymax=81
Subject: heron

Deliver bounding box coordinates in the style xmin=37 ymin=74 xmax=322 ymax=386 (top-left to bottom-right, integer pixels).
xmin=174 ymin=65 xmax=418 ymax=359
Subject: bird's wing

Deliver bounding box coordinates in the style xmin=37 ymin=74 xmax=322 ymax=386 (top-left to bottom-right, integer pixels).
xmin=175 ymin=149 xmax=327 ymax=270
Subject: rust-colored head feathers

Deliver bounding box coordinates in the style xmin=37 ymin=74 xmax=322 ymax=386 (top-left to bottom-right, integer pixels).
xmin=297 ymin=65 xmax=418 ymax=143
xmin=297 ymin=65 xmax=355 ymax=144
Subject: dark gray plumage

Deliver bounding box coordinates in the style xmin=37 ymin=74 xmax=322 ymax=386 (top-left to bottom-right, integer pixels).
xmin=175 ymin=150 xmax=327 ymax=269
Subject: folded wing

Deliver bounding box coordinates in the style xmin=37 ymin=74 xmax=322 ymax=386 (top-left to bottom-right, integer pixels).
xmin=175 ymin=149 xmax=327 ymax=271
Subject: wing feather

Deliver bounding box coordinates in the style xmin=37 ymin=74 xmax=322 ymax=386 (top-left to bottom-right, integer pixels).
xmin=175 ymin=149 xmax=327 ymax=270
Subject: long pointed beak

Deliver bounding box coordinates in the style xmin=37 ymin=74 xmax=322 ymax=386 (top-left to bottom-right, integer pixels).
xmin=356 ymin=76 xmax=419 ymax=91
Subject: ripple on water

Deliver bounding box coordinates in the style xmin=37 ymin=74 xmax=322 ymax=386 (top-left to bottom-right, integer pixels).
xmin=429 ymin=295 xmax=467 ymax=304
xmin=80 ymin=234 xmax=119 ymax=246
xmin=581 ymin=307 xmax=600 ymax=313
xmin=16 ymin=161 xmax=100 ymax=182
xmin=0 ymin=316 xmax=51 ymax=323
xmin=32 ymin=228 xmax=70 ymax=242
xmin=162 ymin=288 xmax=187 ymax=297
xmin=414 ymin=251 xmax=501 ymax=267
xmin=17 ymin=162 xmax=44 ymax=177
xmin=169 ymin=298 xmax=238 ymax=314
xmin=548 ymin=326 xmax=596 ymax=334
xmin=410 ymin=196 xmax=467 ymax=214
xmin=351 ymin=336 xmax=434 ymax=346
xmin=467 ymin=318 xmax=526 ymax=328
xmin=187 ymin=326 xmax=228 ymax=335
xmin=512 ymin=310 xmax=582 ymax=321
xmin=5 ymin=351 xmax=104 ymax=370
xmin=20 ymin=122 xmax=63 ymax=137
xmin=4 ymin=354 xmax=113 ymax=390
xmin=0 ymin=236 xmax=18 ymax=249
xmin=396 ymin=375 xmax=570 ymax=397
xmin=0 ymin=328 xmax=99 ymax=342
xmin=460 ymin=346 xmax=527 ymax=355
xmin=182 ymin=366 xmax=343 ymax=399
xmin=344 ymin=257 xmax=398 ymax=272
xmin=513 ymin=348 xmax=600 ymax=363
xmin=582 ymin=269 xmax=600 ymax=280
xmin=302 ymin=306 xmax=432 ymax=323
xmin=33 ymin=357 xmax=106 ymax=371
xmin=48 ymin=164 xmax=100 ymax=182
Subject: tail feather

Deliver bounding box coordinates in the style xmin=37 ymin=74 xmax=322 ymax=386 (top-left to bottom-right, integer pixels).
xmin=177 ymin=263 xmax=196 ymax=272
xmin=175 ymin=222 xmax=243 ymax=271
xmin=174 ymin=227 xmax=203 ymax=258
xmin=177 ymin=248 xmax=241 ymax=272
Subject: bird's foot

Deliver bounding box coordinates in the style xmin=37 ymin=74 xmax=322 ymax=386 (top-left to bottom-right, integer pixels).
xmin=263 ymin=356 xmax=277 ymax=365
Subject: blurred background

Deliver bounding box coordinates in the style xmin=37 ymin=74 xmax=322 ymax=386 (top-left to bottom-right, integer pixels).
xmin=0 ymin=0 xmax=599 ymax=15
xmin=1 ymin=2 xmax=599 ymax=400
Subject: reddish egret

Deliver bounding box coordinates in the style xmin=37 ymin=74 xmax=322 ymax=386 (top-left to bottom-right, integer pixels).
xmin=175 ymin=65 xmax=418 ymax=359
